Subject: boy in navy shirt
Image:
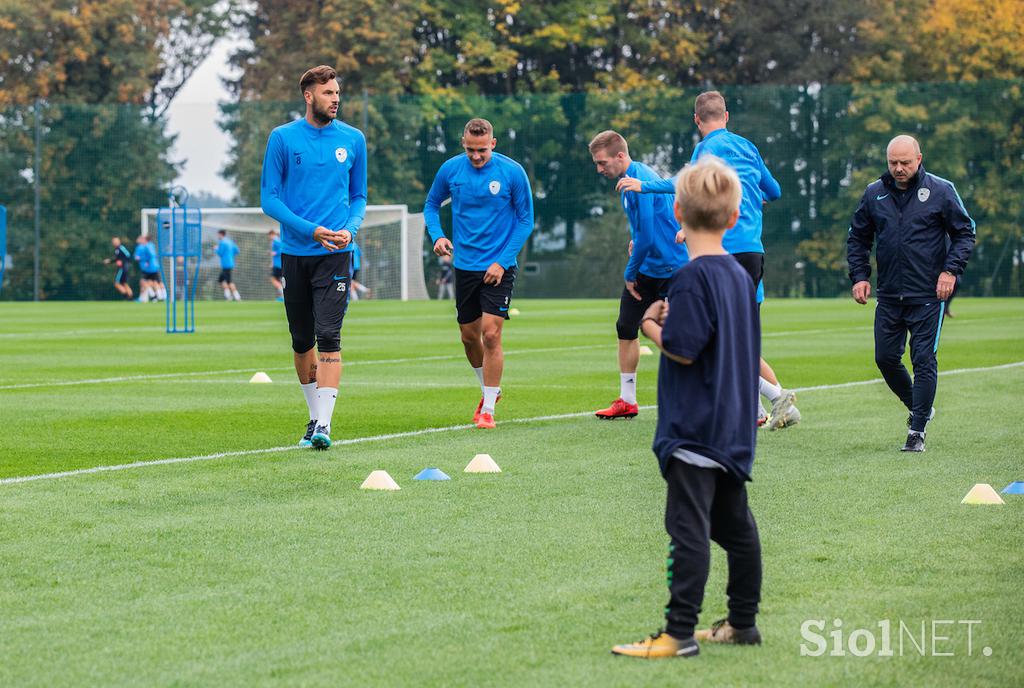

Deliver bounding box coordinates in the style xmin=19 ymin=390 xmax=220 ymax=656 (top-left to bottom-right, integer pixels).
xmin=613 ymin=156 xmax=763 ymax=659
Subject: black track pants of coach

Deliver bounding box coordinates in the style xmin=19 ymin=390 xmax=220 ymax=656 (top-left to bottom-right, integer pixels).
xmin=664 ymin=460 xmax=762 ymax=638
xmin=874 ymin=300 xmax=944 ymax=432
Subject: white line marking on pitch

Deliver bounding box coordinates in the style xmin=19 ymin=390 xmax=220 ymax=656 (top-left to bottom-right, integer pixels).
xmin=2 ymin=360 xmax=1021 ymax=487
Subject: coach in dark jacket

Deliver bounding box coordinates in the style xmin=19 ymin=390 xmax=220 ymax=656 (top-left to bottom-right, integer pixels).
xmin=847 ymin=135 xmax=975 ymax=453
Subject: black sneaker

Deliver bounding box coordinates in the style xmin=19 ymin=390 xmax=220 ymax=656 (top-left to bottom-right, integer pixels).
xmin=298 ymin=419 xmax=317 ymax=447
xmin=695 ymin=619 xmax=762 ymax=645
xmin=900 ymin=432 xmax=926 ymax=452
xmin=310 ymin=424 xmax=332 ymax=451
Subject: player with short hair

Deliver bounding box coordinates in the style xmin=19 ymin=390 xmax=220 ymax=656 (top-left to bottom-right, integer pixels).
xmin=269 ymin=229 xmax=284 ymax=301
xmin=133 ymin=235 xmax=164 ymax=302
xmin=613 ymin=156 xmax=764 ymax=659
xmin=617 ymin=90 xmax=800 ymax=430
xmin=589 ymin=130 xmax=688 ymax=420
xmin=215 ymin=230 xmax=241 ymax=301
xmin=260 ymin=64 xmax=367 ymax=450
xmin=424 ymin=117 xmax=534 ymax=429
xmin=104 ymin=236 xmax=134 ymax=300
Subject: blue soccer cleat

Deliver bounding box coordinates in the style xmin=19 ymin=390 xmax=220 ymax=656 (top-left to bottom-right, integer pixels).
xmin=310 ymin=424 xmax=332 ymax=450
xmin=299 ymin=419 xmax=317 ymax=447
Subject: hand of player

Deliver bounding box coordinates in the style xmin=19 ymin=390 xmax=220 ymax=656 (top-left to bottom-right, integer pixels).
xmin=336 ymin=229 xmax=352 ymax=249
xmin=936 ymin=271 xmax=956 ymax=301
xmin=852 ymin=280 xmax=871 ymax=304
xmin=433 ymin=237 xmax=454 ymax=257
xmin=616 ymin=177 xmax=642 ymax=193
xmin=314 ymin=226 xmax=345 ymax=251
xmin=644 ymin=299 xmax=668 ymax=326
xmin=628 ymin=240 xmax=633 ymax=256
xmin=625 ymin=280 xmax=642 ymax=301
xmin=675 ymin=228 xmax=686 ymax=244
xmin=484 ymin=262 xmax=505 ymax=286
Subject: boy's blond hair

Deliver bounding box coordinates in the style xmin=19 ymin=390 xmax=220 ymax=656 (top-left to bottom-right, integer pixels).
xmin=674 ymin=156 xmax=742 ymax=231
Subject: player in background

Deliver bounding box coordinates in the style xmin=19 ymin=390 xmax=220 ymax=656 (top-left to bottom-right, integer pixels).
xmin=617 ymin=91 xmax=800 ymax=430
xmin=349 ymin=242 xmax=371 ymax=300
xmin=424 ymin=118 xmax=534 ymax=430
xmin=103 ymin=236 xmax=134 ymax=300
xmin=589 ymin=130 xmax=688 ymax=420
xmin=215 ymin=230 xmax=241 ymax=301
xmin=260 ymin=64 xmax=367 ymax=450
xmin=133 ymin=235 xmax=165 ymax=302
xmin=436 ymin=254 xmax=454 ymax=300
xmin=269 ymin=229 xmax=284 ymax=301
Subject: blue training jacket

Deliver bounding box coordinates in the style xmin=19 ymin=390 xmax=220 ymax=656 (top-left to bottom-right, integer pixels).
xmin=641 ymin=128 xmax=781 ymax=254
xmin=216 ymin=237 xmax=239 ymax=269
xmin=847 ymin=165 xmax=975 ymax=304
xmin=620 ymin=161 xmax=689 ymax=282
xmin=424 ymin=152 xmax=534 ymax=271
xmin=260 ymin=118 xmax=367 ymax=257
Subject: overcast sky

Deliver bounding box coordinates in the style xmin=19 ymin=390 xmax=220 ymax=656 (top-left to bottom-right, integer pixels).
xmin=165 ymin=38 xmax=244 ymax=200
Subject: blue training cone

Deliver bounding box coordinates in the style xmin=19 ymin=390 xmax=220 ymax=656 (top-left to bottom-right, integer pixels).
xmin=414 ymin=468 xmax=451 ymax=481
xmin=1001 ymin=481 xmax=1024 ymax=495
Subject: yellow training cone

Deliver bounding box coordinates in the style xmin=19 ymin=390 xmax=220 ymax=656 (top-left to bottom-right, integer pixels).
xmin=961 ymin=484 xmax=1004 ymax=505
xmin=508 ymin=307 xmax=521 ymax=316
xmin=360 ymin=470 xmax=401 ymax=491
xmin=639 ymin=345 xmax=654 ymax=356
xmin=465 ymin=454 xmax=502 ymax=473
xmin=249 ymin=372 xmax=273 ymax=383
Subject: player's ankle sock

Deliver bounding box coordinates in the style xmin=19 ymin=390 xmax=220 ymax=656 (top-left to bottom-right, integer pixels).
xmin=232 ymin=290 xmax=242 ymax=301
xmin=620 ymin=372 xmax=637 ymax=405
xmin=158 ymin=287 xmax=167 ymax=299
xmin=758 ymin=398 xmax=769 ymax=419
xmin=300 ymin=382 xmax=318 ymax=421
xmin=482 ymin=386 xmax=500 ymax=414
xmin=316 ymin=387 xmax=338 ymax=433
xmin=223 ymin=289 xmax=232 ymax=300
xmin=473 ymin=366 xmax=485 ymax=393
xmin=759 ymin=377 xmax=782 ymax=401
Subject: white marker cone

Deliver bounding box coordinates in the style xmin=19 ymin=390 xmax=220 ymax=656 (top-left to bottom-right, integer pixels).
xmin=960 ymin=483 xmax=1004 ymax=505
xmin=249 ymin=372 xmax=273 ymax=383
xmin=360 ymin=470 xmax=401 ymax=490
xmin=639 ymin=345 xmax=654 ymax=356
xmin=465 ymin=454 xmax=502 ymax=473
xmin=508 ymin=307 xmax=521 ymax=316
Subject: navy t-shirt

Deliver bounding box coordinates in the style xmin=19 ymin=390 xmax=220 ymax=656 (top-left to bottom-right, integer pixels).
xmin=653 ymin=254 xmax=761 ymax=482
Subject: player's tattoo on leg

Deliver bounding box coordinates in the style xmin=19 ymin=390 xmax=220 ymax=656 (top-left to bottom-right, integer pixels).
xmin=318 ymin=356 xmax=340 ymax=364
xmin=309 ymin=363 xmax=317 ymax=382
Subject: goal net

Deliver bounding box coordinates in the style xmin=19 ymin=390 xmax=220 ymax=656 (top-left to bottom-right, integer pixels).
xmin=140 ymin=205 xmax=429 ymax=300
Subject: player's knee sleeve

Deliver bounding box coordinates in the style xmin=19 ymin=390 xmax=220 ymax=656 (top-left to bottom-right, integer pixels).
xmin=616 ymin=317 xmax=639 ymax=341
xmin=315 ymin=333 xmax=341 ymax=354
xmin=291 ymin=332 xmax=315 ymax=354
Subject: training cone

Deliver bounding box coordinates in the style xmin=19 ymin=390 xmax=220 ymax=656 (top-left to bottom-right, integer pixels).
xmin=639 ymin=345 xmax=654 ymax=356
xmin=960 ymin=483 xmax=1004 ymax=505
xmin=414 ymin=468 xmax=451 ymax=481
xmin=464 ymin=454 xmax=502 ymax=473
xmin=360 ymin=470 xmax=401 ymax=491
xmin=249 ymin=371 xmax=273 ymax=383
xmin=1001 ymin=481 xmax=1024 ymax=495
xmin=508 ymin=307 xmax=521 ymax=316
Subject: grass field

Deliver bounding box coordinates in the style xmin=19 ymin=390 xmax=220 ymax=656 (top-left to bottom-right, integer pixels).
xmin=1 ymin=297 xmax=1022 ymax=687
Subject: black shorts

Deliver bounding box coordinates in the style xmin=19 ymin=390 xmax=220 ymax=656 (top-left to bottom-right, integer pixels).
xmin=617 ymin=272 xmax=671 ymax=340
xmin=351 ymin=269 xmax=360 ymax=281
xmin=732 ymin=252 xmax=764 ymax=288
xmin=115 ymin=268 xmax=130 ymax=285
xmin=282 ymin=252 xmax=352 ymax=351
xmin=218 ymin=268 xmax=234 ymax=284
xmin=272 ymin=267 xmax=283 ymax=279
xmin=142 ymin=271 xmax=160 ymax=281
xmin=455 ymin=266 xmax=517 ymax=324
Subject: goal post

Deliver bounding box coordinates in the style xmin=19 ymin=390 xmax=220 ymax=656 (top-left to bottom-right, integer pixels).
xmin=140 ymin=205 xmax=429 ymax=301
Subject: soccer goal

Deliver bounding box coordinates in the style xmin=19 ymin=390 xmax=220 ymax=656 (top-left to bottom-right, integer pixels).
xmin=140 ymin=205 xmax=429 ymax=301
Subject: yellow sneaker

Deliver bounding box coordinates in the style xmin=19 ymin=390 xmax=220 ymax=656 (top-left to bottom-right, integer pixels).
xmin=694 ymin=619 xmax=762 ymax=645
xmin=611 ymin=630 xmax=699 ymax=659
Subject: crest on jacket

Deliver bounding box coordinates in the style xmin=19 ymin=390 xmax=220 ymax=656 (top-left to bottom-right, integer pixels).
xmin=918 ymin=187 xmax=930 ymax=203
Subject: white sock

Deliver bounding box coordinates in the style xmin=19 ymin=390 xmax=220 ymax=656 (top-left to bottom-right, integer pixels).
xmin=482 ymin=386 xmax=500 ymax=414
xmin=473 ymin=366 xmax=485 ymax=393
xmin=758 ymin=398 xmax=769 ymax=419
xmin=300 ymin=382 xmax=318 ymax=421
xmin=759 ymin=377 xmax=782 ymax=401
xmin=316 ymin=387 xmax=338 ymax=432
xmin=138 ymin=293 xmax=149 ymax=303
xmin=620 ymin=372 xmax=637 ymax=405
xmin=158 ymin=286 xmax=167 ymax=299
xmin=223 ymin=288 xmax=232 ymax=300
xmin=232 ymin=289 xmax=242 ymax=301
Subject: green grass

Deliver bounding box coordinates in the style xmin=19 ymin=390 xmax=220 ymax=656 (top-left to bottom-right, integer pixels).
xmin=1 ymin=298 xmax=1022 ymax=687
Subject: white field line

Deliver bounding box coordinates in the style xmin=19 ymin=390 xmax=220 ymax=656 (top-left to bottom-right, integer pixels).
xmin=2 ymin=360 xmax=1021 ymax=487
xmin=0 ymin=344 xmax=610 ymax=391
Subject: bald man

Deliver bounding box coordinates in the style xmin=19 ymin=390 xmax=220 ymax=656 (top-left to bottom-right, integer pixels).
xmin=847 ymin=135 xmax=975 ymax=452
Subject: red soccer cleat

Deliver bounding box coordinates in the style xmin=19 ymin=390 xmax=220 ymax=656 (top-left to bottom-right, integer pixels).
xmin=473 ymin=393 xmax=502 ymax=423
xmin=595 ymin=398 xmax=639 ymax=420
xmin=476 ymin=412 xmax=496 ymax=429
